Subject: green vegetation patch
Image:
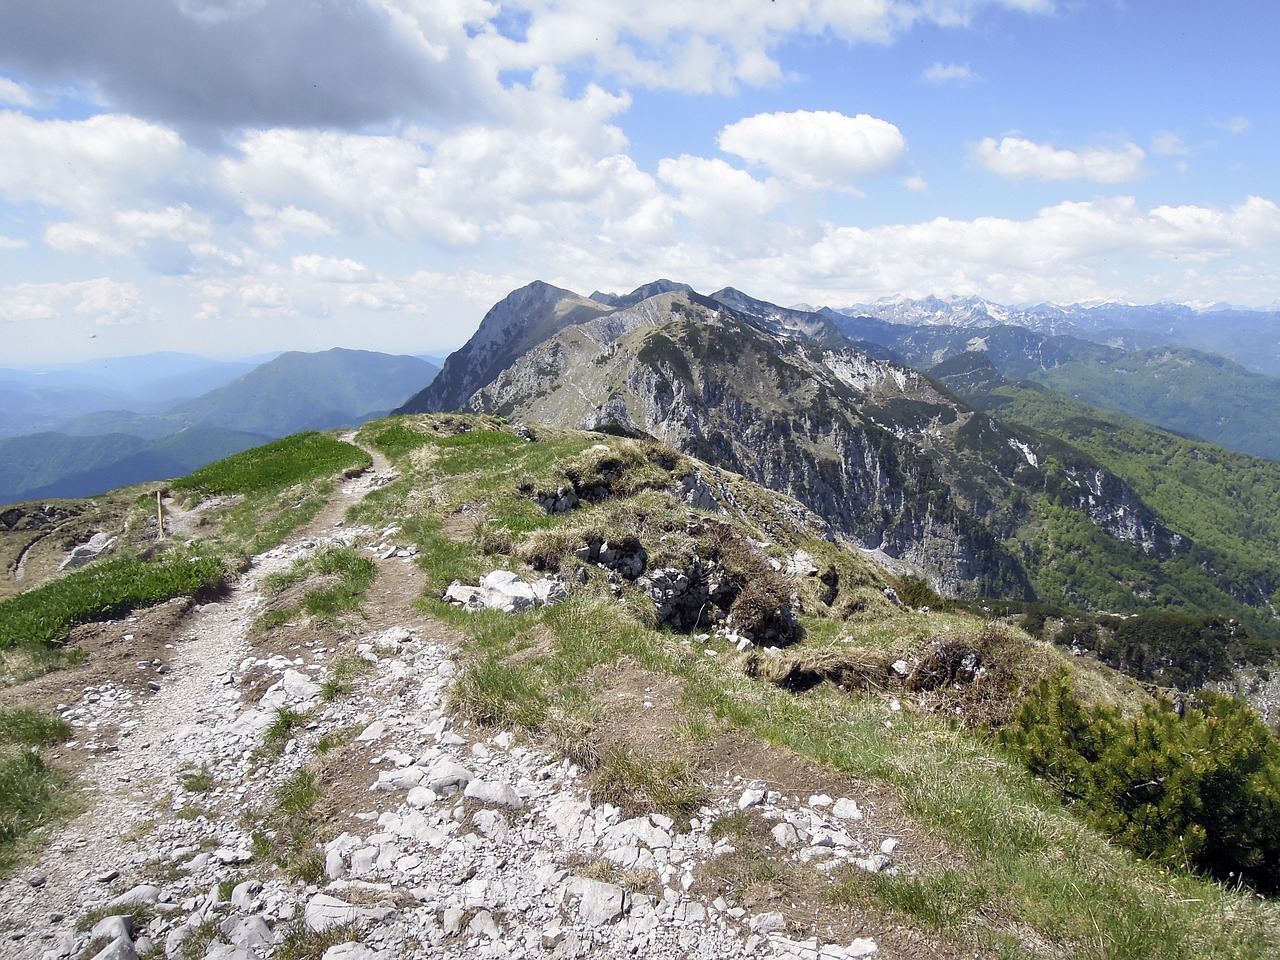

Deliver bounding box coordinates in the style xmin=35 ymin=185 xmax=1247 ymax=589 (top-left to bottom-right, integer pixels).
xmin=0 ymin=707 xmax=72 ymax=873
xmin=258 ymin=545 xmax=376 ymax=628
xmin=1004 ymin=674 xmax=1280 ymax=893
xmin=171 ymin=432 xmax=371 ymax=499
xmin=0 ymin=548 xmax=225 ymax=648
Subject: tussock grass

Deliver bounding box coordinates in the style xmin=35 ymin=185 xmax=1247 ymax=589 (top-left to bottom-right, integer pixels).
xmin=248 ymin=767 xmax=325 ymax=884
xmin=0 ymin=548 xmax=225 ymax=649
xmin=274 ymin=919 xmax=364 ymax=960
xmin=591 ymin=748 xmax=706 ymax=826
xmin=179 ymin=766 xmax=215 ymax=794
xmin=172 ymin=432 xmax=370 ymax=500
xmin=320 ymin=654 xmax=373 ymax=700
xmin=0 ymin=707 xmax=73 ymax=873
xmin=260 ymin=706 xmax=309 ymax=757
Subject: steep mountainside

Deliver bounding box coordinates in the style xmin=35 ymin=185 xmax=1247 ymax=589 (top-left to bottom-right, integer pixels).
xmin=933 ymin=353 xmax=1280 ymax=632
xmin=395 ymin=281 xmax=1271 ymax=636
xmin=401 ymin=281 xmax=612 ymax=413
xmin=853 ymin=323 xmax=1280 ymax=462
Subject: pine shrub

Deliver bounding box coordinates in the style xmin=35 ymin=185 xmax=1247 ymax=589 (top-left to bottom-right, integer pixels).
xmin=1002 ymin=674 xmax=1280 ymax=891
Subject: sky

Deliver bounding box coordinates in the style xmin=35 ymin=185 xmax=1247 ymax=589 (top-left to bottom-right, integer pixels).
xmin=1 ymin=0 xmax=1279 ymax=364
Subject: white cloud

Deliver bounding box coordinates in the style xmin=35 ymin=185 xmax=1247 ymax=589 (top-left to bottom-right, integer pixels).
xmin=291 ymin=254 xmax=375 ymax=282
xmin=1222 ymin=115 xmax=1251 ymax=135
xmin=718 ymin=110 xmax=907 ymax=189
xmin=0 ymin=277 xmax=151 ymax=326
xmin=803 ymin=195 xmax=1280 ymax=303
xmin=0 ymin=77 xmax=34 ymax=106
xmin=0 ymin=111 xmax=187 ymax=215
xmin=0 ymin=234 xmax=29 ymax=249
xmin=1151 ymin=132 xmax=1189 ymax=156
xmin=974 ymin=136 xmax=1145 ymax=183
xmin=922 ymin=62 xmax=975 ymax=85
xmin=476 ymin=0 xmax=1051 ymax=94
xmin=656 ymin=155 xmax=783 ymax=246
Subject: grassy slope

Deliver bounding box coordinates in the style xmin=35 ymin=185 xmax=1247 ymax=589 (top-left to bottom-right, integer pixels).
xmin=345 ymin=412 xmax=1280 ymax=959
xmin=0 ymin=429 xmax=374 ymax=874
xmin=1026 ymin=348 xmax=1280 ymax=463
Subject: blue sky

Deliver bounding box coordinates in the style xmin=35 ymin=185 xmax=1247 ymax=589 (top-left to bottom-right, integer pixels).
xmin=1 ymin=0 xmax=1278 ymax=363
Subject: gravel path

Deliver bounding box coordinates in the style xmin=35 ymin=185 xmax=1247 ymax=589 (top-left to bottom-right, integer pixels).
xmin=1 ymin=445 xmax=929 ymax=960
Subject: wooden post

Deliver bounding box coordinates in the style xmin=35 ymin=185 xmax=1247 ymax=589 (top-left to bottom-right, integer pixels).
xmin=156 ymin=490 xmax=164 ymax=540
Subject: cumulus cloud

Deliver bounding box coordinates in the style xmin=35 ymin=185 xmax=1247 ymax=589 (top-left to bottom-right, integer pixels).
xmin=0 ymin=235 xmax=28 ymax=249
xmin=0 ymin=112 xmax=187 ymax=214
xmin=974 ymin=136 xmax=1145 ymax=183
xmin=475 ymin=0 xmax=1051 ymax=94
xmin=922 ymin=62 xmax=975 ymax=85
xmin=0 ymin=277 xmax=151 ymax=326
xmin=1222 ymin=115 xmax=1251 ymax=135
xmin=1152 ymin=132 xmax=1189 ymax=156
xmin=0 ymin=0 xmax=495 ymax=134
xmin=718 ymin=110 xmax=907 ymax=189
xmin=803 ymin=195 xmax=1280 ymax=302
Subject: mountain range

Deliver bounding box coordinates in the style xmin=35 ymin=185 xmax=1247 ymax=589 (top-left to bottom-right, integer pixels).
xmin=0 ymin=348 xmax=438 ymax=507
xmin=396 ymin=279 xmax=1280 ymax=641
xmin=836 ymin=294 xmax=1280 ymax=378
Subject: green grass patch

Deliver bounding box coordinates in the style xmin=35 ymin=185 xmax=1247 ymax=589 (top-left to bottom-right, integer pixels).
xmin=320 ymin=654 xmax=373 ymax=700
xmin=0 ymin=548 xmax=225 ymax=649
xmin=591 ymin=747 xmax=706 ymax=826
xmin=172 ymin=432 xmax=371 ymax=499
xmin=261 ymin=706 xmax=309 ymax=758
xmin=0 ymin=708 xmax=72 ymax=873
xmin=179 ymin=766 xmax=215 ymax=794
xmin=253 ymin=768 xmax=325 ymax=884
xmin=258 ymin=546 xmax=376 ymax=628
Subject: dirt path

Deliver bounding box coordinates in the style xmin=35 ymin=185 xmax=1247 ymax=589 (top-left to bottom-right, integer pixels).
xmin=0 ymin=443 xmax=430 ymax=957
xmin=1 ymin=440 xmax=946 ymax=960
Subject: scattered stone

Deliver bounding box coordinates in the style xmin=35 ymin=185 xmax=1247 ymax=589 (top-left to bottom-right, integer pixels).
xmin=832 ymin=798 xmax=862 ymax=821
xmin=750 ymin=911 xmax=786 ymax=934
xmin=87 ymin=937 xmax=136 ymax=960
xmin=108 ymin=884 xmax=160 ymax=908
xmin=567 ymin=877 xmax=628 ymax=925
xmin=463 ymin=779 xmax=524 ymax=809
xmin=305 ymin=894 xmax=360 ymax=933
xmin=89 ymin=917 xmax=134 ymax=943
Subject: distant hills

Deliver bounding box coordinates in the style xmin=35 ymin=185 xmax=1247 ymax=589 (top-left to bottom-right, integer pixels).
xmin=0 ymin=352 xmax=257 ymax=438
xmin=0 ymin=348 xmax=438 ymax=507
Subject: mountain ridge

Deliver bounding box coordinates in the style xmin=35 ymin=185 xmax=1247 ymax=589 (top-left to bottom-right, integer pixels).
xmin=395 ymin=278 xmax=1280 ymax=641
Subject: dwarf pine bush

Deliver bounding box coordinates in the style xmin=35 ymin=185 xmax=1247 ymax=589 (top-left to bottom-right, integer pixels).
xmin=1003 ymin=674 xmax=1280 ymax=892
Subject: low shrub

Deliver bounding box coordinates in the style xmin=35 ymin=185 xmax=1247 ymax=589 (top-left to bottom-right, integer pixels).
xmin=1002 ymin=674 xmax=1280 ymax=892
